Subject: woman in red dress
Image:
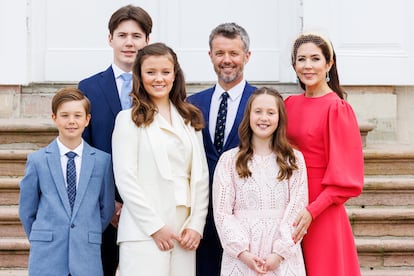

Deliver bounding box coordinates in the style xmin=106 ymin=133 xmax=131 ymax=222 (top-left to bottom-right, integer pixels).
xmin=284 ymin=33 xmax=364 ymax=276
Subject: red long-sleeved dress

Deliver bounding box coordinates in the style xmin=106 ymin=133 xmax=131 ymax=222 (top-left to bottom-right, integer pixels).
xmin=285 ymin=92 xmax=364 ymax=276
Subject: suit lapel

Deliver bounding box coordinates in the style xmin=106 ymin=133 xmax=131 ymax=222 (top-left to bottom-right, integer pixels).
xmin=198 ymin=88 xmax=219 ymax=155
xmin=145 ymin=116 xmax=173 ymax=180
xmin=99 ymin=66 xmax=122 ymax=117
xmin=223 ymin=83 xmax=254 ymax=150
xmin=71 ymin=143 xmax=95 ymax=219
xmin=46 ymin=140 xmax=72 ymax=217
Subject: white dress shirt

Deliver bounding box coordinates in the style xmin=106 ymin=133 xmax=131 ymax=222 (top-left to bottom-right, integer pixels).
xmin=56 ymin=138 xmax=83 ymax=188
xmin=209 ymin=80 xmax=246 ymax=143
xmin=112 ymin=63 xmax=132 ymax=98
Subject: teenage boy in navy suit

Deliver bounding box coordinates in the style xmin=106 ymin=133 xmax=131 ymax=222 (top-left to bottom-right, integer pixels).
xmin=19 ymin=87 xmax=115 ymax=276
xmin=78 ymin=5 xmax=152 ymax=275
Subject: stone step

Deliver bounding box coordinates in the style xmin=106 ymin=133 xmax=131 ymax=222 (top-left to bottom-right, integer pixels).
xmin=0 ymin=119 xmax=57 ymax=148
xmin=356 ymin=237 xmax=414 ymax=269
xmin=0 ymin=269 xmax=28 ymax=276
xmin=3 ymin=147 xmax=414 ymax=177
xmin=364 ymin=145 xmax=414 ymax=175
xmin=361 ymin=267 xmax=414 ymax=276
xmin=0 ymin=238 xmax=29 ymax=268
xmin=0 ymin=177 xmax=20 ymax=205
xmin=348 ymin=176 xmax=414 ymax=207
xmin=0 ymin=150 xmax=31 ymax=177
xmin=0 ymin=206 xmax=25 ymax=238
xmin=348 ymin=206 xmax=414 ymax=237
xmin=1 ymin=237 xmax=413 ymax=271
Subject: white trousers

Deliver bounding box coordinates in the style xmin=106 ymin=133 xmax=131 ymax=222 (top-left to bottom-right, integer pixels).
xmin=119 ymin=206 xmax=195 ymax=276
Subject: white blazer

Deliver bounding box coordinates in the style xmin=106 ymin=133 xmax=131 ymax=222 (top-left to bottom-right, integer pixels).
xmin=112 ymin=106 xmax=209 ymax=243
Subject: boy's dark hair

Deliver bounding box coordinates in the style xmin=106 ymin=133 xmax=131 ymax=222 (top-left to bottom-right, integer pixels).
xmin=52 ymin=87 xmax=91 ymax=115
xmin=108 ymin=5 xmax=153 ymax=38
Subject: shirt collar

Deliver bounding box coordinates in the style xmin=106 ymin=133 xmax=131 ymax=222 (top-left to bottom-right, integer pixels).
xmin=214 ymin=79 xmax=246 ymax=101
xmin=112 ymin=63 xmax=132 ymax=79
xmin=56 ymin=138 xmax=84 ymax=157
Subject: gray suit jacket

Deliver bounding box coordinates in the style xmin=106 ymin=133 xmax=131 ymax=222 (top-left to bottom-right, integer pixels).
xmin=19 ymin=139 xmax=115 ymax=276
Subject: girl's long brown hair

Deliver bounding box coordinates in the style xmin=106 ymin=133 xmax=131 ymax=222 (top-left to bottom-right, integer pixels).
xmin=236 ymin=87 xmax=298 ymax=181
xmin=130 ymin=43 xmax=204 ymax=130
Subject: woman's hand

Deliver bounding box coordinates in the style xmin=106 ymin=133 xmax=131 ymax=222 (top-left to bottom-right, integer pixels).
xmin=151 ymin=225 xmax=180 ymax=251
xmin=292 ymin=208 xmax=312 ymax=243
xmin=179 ymin=228 xmax=201 ymax=251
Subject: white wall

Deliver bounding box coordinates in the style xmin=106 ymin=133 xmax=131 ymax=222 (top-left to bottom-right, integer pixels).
xmin=303 ymin=0 xmax=414 ymax=85
xmin=0 ymin=0 xmax=28 ymax=84
xmin=1 ymin=0 xmax=414 ymax=85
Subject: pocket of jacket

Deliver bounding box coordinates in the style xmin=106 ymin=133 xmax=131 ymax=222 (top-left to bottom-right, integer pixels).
xmin=88 ymin=232 xmax=102 ymax=244
xmin=29 ymin=230 xmax=53 ymax=242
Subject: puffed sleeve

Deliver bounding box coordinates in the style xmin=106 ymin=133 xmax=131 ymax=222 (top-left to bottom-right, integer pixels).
xmin=307 ymin=100 xmax=364 ymax=218
xmin=213 ymin=149 xmax=250 ymax=258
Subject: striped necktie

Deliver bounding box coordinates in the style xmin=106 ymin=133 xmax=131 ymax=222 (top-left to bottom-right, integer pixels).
xmin=66 ymin=151 xmax=77 ymax=212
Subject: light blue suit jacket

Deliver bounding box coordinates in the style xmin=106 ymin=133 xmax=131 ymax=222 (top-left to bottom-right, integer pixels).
xmin=19 ymin=139 xmax=115 ymax=276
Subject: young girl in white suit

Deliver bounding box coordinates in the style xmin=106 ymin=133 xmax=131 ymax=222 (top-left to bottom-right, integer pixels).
xmin=112 ymin=43 xmax=209 ymax=276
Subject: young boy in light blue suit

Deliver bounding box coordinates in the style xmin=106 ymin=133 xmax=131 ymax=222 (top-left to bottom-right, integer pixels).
xmin=19 ymin=87 xmax=115 ymax=276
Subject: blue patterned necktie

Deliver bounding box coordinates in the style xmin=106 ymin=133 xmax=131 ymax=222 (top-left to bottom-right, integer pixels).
xmin=66 ymin=151 xmax=77 ymax=212
xmin=120 ymin=73 xmax=132 ymax=110
xmin=214 ymin=92 xmax=229 ymax=153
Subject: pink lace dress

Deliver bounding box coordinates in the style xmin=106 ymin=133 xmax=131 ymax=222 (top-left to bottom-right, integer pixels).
xmin=213 ymin=148 xmax=308 ymax=275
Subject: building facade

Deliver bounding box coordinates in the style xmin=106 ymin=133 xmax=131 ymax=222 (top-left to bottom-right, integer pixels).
xmin=1 ymin=0 xmax=413 ymax=145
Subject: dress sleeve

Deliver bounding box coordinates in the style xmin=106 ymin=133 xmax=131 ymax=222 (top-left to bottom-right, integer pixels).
xmin=307 ymin=100 xmax=364 ymax=218
xmin=272 ymin=150 xmax=308 ymax=259
xmin=213 ymin=150 xmax=250 ymax=258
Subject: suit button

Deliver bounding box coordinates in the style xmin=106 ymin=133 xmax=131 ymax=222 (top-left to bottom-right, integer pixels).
xmin=71 ymin=224 xmax=75 ymax=228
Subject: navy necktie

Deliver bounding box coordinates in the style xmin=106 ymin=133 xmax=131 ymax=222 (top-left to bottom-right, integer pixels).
xmin=66 ymin=151 xmax=77 ymax=212
xmin=120 ymin=73 xmax=132 ymax=110
xmin=214 ymin=92 xmax=229 ymax=153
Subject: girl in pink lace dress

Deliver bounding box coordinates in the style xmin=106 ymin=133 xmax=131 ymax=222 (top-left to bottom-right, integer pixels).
xmin=213 ymin=87 xmax=308 ymax=275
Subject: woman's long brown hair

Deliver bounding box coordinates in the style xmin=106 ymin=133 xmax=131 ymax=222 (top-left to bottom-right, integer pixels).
xmin=130 ymin=43 xmax=204 ymax=130
xmin=236 ymin=87 xmax=298 ymax=181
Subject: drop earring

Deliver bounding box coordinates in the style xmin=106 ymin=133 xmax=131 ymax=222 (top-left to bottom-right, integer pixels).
xmin=326 ymin=72 xmax=330 ymax=82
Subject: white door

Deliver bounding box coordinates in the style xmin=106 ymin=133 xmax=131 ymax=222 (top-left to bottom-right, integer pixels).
xmin=303 ymin=0 xmax=414 ymax=85
xmin=26 ymin=0 xmax=299 ymax=83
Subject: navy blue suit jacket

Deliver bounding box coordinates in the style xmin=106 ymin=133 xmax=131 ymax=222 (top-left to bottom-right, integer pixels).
xmin=187 ymin=82 xmax=256 ymax=238
xmin=78 ymin=66 xmax=123 ymax=202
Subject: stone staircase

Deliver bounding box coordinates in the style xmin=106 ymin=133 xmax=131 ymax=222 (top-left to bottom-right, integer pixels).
xmin=0 ymin=119 xmax=57 ymax=276
xmin=348 ymin=145 xmax=414 ymax=275
xmin=1 ymin=121 xmax=414 ymax=275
